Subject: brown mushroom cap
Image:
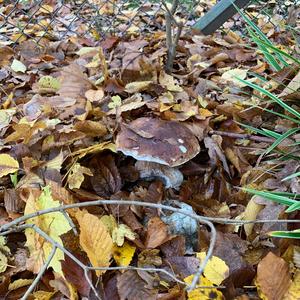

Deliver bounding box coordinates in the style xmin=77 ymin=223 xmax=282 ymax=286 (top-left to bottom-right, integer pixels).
xmin=116 ymin=117 xmax=200 ymax=167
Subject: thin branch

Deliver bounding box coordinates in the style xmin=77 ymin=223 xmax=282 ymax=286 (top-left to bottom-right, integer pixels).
xmin=209 ymin=130 xmax=275 ymax=143
xmin=1 ymin=200 xmax=299 ymax=233
xmin=21 ymin=246 xmax=57 ymax=300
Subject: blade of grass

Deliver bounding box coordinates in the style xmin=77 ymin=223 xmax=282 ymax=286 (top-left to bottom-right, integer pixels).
xmin=243 ymin=188 xmax=297 ymax=206
xmin=236 ymin=78 xmax=300 ymax=119
xmin=265 ymin=127 xmax=300 ymax=154
xmin=237 ymin=122 xmax=278 ymax=139
xmin=270 ymin=230 xmax=300 ymax=239
xmin=286 ymin=202 xmax=300 ymax=212
xmin=282 ymin=171 xmax=300 ymax=181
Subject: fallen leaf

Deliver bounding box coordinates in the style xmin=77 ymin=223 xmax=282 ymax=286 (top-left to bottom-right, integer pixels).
xmin=256 ymin=252 xmax=291 ymax=300
xmin=0 ymin=154 xmax=19 ymax=178
xmin=112 ymin=224 xmax=135 ymax=247
xmin=221 ymin=68 xmax=248 ymax=87
xmin=197 ymin=252 xmax=229 ymax=285
xmin=25 ymin=186 xmax=72 ymax=275
xmin=75 ymin=209 xmax=113 ymax=276
xmin=184 ymin=274 xmax=224 ymax=300
xmin=113 ymin=242 xmax=136 ymax=267
xmin=67 ymin=163 xmax=93 ymax=190
xmin=145 ymin=217 xmax=169 ymax=248
xmin=11 ymin=59 xmax=26 ymax=73
xmin=117 ymin=270 xmax=158 ymax=300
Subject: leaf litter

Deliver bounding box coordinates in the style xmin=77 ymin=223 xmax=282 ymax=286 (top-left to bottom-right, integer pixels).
xmin=0 ymin=1 xmax=299 ymax=299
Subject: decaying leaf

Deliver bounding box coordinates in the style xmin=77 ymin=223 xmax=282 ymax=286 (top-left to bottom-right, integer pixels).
xmin=75 ymin=209 xmax=113 ymax=276
xmin=145 ymin=217 xmax=169 ymax=248
xmin=112 ymin=224 xmax=135 ymax=247
xmin=25 ymin=186 xmax=72 ymax=275
xmin=256 ymin=252 xmax=291 ymax=300
xmin=117 ymin=270 xmax=158 ymax=300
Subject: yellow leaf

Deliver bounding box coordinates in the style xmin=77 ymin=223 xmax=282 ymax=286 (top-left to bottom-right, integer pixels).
xmin=283 ymin=270 xmax=300 ymax=299
xmin=125 ymin=81 xmax=152 ymax=93
xmin=184 ymin=275 xmax=224 ymax=300
xmin=71 ymin=142 xmax=116 ymax=160
xmin=100 ymin=214 xmax=117 ymax=235
xmin=75 ymin=209 xmax=113 ymax=276
xmin=68 ymin=163 xmax=93 ymax=190
xmin=38 ymin=4 xmax=54 ymax=14
xmin=0 ymin=252 xmax=8 ymax=273
xmin=45 ymin=151 xmax=64 ymax=170
xmin=32 ymin=291 xmax=56 ymax=300
xmin=0 ymin=236 xmax=10 ymax=273
xmin=0 ymin=154 xmax=19 ymax=178
xmin=9 ymin=279 xmax=33 ymax=291
xmin=112 ymin=224 xmax=136 ymax=247
xmin=196 ymin=252 xmax=229 ymax=285
xmin=113 ymin=242 xmax=136 ymax=267
xmin=25 ymin=186 xmax=72 ymax=275
xmin=159 ymin=71 xmax=183 ymax=92
xmin=243 ymin=196 xmax=264 ymax=237
xmin=11 ymin=59 xmax=26 ymax=73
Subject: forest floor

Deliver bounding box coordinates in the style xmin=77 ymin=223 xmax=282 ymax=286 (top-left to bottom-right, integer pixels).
xmin=0 ymin=1 xmax=299 ymax=299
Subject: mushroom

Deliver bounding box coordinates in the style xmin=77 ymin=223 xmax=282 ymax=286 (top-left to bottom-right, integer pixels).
xmin=116 ymin=117 xmax=200 ymax=167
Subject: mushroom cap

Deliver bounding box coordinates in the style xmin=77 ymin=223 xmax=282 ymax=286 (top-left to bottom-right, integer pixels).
xmin=116 ymin=117 xmax=200 ymax=167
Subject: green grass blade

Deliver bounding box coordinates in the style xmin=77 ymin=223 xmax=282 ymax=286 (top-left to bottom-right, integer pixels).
xmin=270 ymin=191 xmax=300 ymax=199
xmin=282 ymin=171 xmax=300 ymax=181
xmin=250 ymin=37 xmax=300 ymax=66
xmin=238 ymin=123 xmax=277 ymax=138
xmin=252 ymin=105 xmax=300 ymax=125
xmin=270 ymin=230 xmax=300 ymax=239
xmin=243 ymin=188 xmax=297 ymax=206
xmin=265 ymin=127 xmax=300 ymax=154
xmin=247 ymin=27 xmax=282 ymax=71
xmin=261 ymin=129 xmax=282 ymax=139
xmin=285 ymin=202 xmax=300 ymax=212
xmin=236 ymin=78 xmax=300 ymax=119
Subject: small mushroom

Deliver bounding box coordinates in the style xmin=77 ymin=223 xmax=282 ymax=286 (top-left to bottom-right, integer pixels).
xmin=116 ymin=117 xmax=200 ymax=167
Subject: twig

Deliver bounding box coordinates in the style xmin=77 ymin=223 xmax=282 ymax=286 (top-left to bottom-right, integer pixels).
xmin=162 ymin=0 xmax=183 ymax=73
xmin=21 ymin=246 xmax=56 ymax=300
xmin=209 ymin=130 xmax=275 ymax=143
xmin=1 ymin=200 xmax=299 ymax=233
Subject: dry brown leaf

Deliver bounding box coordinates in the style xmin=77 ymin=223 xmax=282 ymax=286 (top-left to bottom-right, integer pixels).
xmin=256 ymin=252 xmax=291 ymax=300
xmin=58 ymin=64 xmax=93 ymax=99
xmin=75 ymin=209 xmax=113 ymax=276
xmin=117 ymin=270 xmax=158 ymax=300
xmin=145 ymin=217 xmax=169 ymax=249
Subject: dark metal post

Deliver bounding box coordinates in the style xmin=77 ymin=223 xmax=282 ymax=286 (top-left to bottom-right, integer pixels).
xmin=193 ymin=0 xmax=252 ymax=35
